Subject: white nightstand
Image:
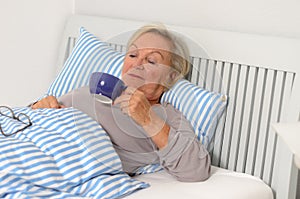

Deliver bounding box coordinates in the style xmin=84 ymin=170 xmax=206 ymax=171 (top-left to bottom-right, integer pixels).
xmin=272 ymin=122 xmax=300 ymax=168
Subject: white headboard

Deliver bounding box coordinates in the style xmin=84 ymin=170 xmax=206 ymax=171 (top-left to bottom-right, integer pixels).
xmin=56 ymin=14 xmax=299 ymax=199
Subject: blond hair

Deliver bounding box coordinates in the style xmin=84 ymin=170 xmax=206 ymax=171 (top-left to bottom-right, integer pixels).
xmin=126 ymin=23 xmax=190 ymax=88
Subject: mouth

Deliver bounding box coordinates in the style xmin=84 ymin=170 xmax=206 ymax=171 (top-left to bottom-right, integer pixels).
xmin=127 ymin=73 xmax=144 ymax=80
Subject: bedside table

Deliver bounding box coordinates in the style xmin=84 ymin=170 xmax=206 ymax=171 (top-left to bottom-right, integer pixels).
xmin=272 ymin=122 xmax=300 ymax=168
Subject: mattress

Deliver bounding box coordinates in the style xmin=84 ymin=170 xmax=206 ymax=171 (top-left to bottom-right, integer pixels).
xmin=125 ymin=166 xmax=273 ymax=199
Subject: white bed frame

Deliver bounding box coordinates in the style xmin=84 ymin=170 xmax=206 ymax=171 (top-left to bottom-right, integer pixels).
xmin=55 ymin=15 xmax=299 ymax=199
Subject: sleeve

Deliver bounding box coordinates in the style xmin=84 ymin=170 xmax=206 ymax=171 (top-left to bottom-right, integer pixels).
xmin=156 ymin=103 xmax=211 ymax=182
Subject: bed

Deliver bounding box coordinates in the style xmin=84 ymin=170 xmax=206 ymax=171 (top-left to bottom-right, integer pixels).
xmin=0 ymin=14 xmax=298 ymax=199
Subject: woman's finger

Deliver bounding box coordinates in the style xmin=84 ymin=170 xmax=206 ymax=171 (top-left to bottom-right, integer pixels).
xmin=114 ymin=95 xmax=128 ymax=105
xmin=32 ymin=96 xmax=64 ymax=109
xmin=123 ymin=87 xmax=136 ymax=95
xmin=114 ymin=89 xmax=133 ymax=105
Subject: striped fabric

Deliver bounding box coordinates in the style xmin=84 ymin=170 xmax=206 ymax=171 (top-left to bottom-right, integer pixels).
xmin=133 ymin=164 xmax=163 ymax=176
xmin=0 ymin=107 xmax=148 ymax=198
xmin=47 ymin=27 xmax=124 ymax=98
xmin=160 ymin=79 xmax=228 ymax=148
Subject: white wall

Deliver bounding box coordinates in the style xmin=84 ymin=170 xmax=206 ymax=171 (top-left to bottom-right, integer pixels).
xmin=74 ymin=0 xmax=300 ymax=39
xmin=73 ymin=0 xmax=300 ymax=76
xmin=0 ymin=0 xmax=73 ymax=106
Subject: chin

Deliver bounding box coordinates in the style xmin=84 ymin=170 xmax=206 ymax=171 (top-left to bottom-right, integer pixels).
xmin=123 ymin=78 xmax=144 ymax=88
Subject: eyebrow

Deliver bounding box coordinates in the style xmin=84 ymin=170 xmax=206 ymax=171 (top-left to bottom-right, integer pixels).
xmin=129 ymin=44 xmax=165 ymax=60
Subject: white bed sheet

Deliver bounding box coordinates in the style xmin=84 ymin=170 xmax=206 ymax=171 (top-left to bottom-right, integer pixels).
xmin=125 ymin=166 xmax=273 ymax=199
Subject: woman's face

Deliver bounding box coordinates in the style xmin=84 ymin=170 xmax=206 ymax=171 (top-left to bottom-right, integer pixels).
xmin=121 ymin=32 xmax=174 ymax=102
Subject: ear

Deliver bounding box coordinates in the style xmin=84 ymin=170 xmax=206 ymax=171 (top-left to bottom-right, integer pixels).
xmin=164 ymin=70 xmax=181 ymax=90
xmin=170 ymin=70 xmax=179 ymax=80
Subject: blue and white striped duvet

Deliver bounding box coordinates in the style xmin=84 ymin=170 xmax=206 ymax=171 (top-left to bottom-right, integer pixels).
xmin=0 ymin=107 xmax=148 ymax=198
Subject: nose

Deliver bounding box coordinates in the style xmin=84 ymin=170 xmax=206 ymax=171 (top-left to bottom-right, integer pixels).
xmin=132 ymin=58 xmax=145 ymax=70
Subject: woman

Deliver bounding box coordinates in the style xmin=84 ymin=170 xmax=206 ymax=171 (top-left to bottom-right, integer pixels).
xmin=32 ymin=24 xmax=211 ymax=182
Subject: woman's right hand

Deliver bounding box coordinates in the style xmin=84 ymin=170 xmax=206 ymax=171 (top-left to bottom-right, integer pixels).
xmin=31 ymin=96 xmax=65 ymax=109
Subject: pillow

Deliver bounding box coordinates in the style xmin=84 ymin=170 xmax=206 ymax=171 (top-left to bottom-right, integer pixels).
xmin=0 ymin=107 xmax=148 ymax=198
xmin=47 ymin=27 xmax=124 ymax=97
xmin=160 ymin=79 xmax=228 ymax=148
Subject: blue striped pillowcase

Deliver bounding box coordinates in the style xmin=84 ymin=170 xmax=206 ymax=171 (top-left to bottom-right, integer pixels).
xmin=0 ymin=107 xmax=148 ymax=198
xmin=161 ymin=79 xmax=227 ymax=147
xmin=47 ymin=27 xmax=124 ymax=97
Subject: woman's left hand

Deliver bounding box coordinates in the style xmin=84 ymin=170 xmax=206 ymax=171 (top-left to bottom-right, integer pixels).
xmin=114 ymin=87 xmax=152 ymax=127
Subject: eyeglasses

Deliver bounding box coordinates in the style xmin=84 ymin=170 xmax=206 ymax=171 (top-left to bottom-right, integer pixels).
xmin=0 ymin=106 xmax=32 ymax=137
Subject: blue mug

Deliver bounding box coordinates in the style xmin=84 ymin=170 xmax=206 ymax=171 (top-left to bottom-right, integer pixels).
xmin=89 ymin=72 xmax=127 ymax=104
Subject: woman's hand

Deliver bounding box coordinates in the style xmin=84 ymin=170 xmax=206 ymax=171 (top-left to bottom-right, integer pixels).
xmin=114 ymin=87 xmax=170 ymax=149
xmin=114 ymin=87 xmax=151 ymax=126
xmin=31 ymin=96 xmax=65 ymax=109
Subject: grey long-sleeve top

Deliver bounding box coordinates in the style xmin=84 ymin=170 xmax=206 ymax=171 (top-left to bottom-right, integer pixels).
xmin=58 ymin=86 xmax=211 ymax=182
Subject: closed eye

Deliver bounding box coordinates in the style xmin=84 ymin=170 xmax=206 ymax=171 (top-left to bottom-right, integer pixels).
xmin=128 ymin=54 xmax=137 ymax=58
xmin=148 ymin=59 xmax=156 ymax=65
